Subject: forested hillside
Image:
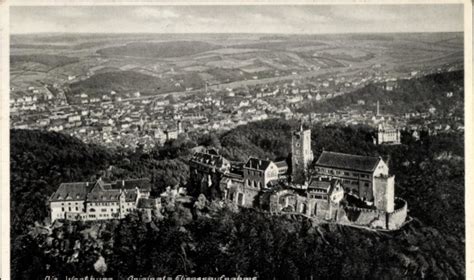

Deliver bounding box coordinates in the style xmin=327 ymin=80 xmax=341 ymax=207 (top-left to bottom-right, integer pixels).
xmin=299 ymin=70 xmax=464 ymax=116
xmin=10 ymin=118 xmax=465 ymax=279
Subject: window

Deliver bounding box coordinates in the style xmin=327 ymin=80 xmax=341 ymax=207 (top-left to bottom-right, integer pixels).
xmin=364 ymin=183 xmax=369 ymax=187
xmin=68 ymin=207 xmax=71 ymax=212
xmin=75 ymin=207 xmax=78 ymax=211
xmin=101 ymin=209 xmax=107 ymax=212
xmin=61 ymin=207 xmax=64 ymax=211
xmin=237 ymin=193 xmax=244 ymax=205
xmin=344 ymin=172 xmax=349 ymax=176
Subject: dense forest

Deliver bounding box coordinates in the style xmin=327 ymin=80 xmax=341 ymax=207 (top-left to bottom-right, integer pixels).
xmin=10 ymin=117 xmax=465 ymax=279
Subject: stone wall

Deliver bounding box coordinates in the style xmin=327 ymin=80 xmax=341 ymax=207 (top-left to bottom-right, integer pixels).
xmin=387 ymin=198 xmax=408 ymax=230
xmin=342 ymin=197 xmax=407 ymax=230
xmin=342 ymin=206 xmax=387 ymax=229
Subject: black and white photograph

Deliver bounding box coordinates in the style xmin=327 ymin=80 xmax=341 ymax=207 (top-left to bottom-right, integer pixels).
xmin=2 ymin=1 xmax=471 ymax=279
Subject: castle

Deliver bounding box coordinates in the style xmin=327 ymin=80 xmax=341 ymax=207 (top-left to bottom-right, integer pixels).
xmin=49 ymin=178 xmax=159 ymax=223
xmin=49 ymin=124 xmax=407 ymax=230
xmin=189 ymin=124 xmax=408 ymax=230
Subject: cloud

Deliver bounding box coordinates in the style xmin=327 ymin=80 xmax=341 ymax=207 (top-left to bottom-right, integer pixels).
xmin=133 ymin=7 xmax=180 ymax=20
xmin=10 ymin=5 xmax=463 ymax=34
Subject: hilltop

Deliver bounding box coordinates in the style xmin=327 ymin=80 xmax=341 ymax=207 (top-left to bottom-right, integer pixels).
xmin=10 ymin=118 xmax=464 ymax=279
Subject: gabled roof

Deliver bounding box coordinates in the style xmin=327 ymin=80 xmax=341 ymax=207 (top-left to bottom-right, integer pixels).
xmin=52 ymin=178 xmax=149 ymax=203
xmin=111 ymin=178 xmax=151 ymax=192
xmin=123 ymin=190 xmax=138 ymax=202
xmin=86 ymin=190 xmax=121 ymax=202
xmin=190 ymin=152 xmax=229 ymax=168
xmin=308 ymin=179 xmax=332 ymax=191
xmin=315 ymin=151 xmax=381 ymax=173
xmin=308 ymin=177 xmax=342 ymax=194
xmin=50 ymin=182 xmax=94 ymax=202
xmin=244 ymin=157 xmax=274 ymax=171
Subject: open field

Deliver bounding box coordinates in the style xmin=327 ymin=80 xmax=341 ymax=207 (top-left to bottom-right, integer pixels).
xmin=10 ymin=32 xmax=463 ymax=101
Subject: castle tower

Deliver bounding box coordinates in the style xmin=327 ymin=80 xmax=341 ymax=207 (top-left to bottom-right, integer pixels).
xmin=291 ymin=122 xmax=313 ymax=184
xmin=373 ymin=175 xmax=395 ymax=213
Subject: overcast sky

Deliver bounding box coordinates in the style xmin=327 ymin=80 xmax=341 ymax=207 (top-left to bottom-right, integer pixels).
xmin=10 ymin=5 xmax=464 ymax=34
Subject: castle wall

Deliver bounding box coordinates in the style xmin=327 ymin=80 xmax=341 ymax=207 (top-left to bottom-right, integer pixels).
xmin=241 ymin=188 xmax=260 ymax=208
xmin=228 ymin=180 xmax=260 ymax=208
xmin=243 ymin=168 xmax=265 ymax=189
xmin=308 ymin=199 xmax=339 ymax=220
xmin=387 ymin=198 xmax=408 ymax=230
xmin=269 ymin=190 xmax=339 ymax=221
xmin=342 ymin=206 xmax=387 ymax=229
xmin=342 ymin=197 xmax=407 ymax=230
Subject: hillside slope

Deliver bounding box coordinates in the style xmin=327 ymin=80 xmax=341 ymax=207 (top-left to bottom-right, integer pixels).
xmin=299 ymin=70 xmax=464 ymax=116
